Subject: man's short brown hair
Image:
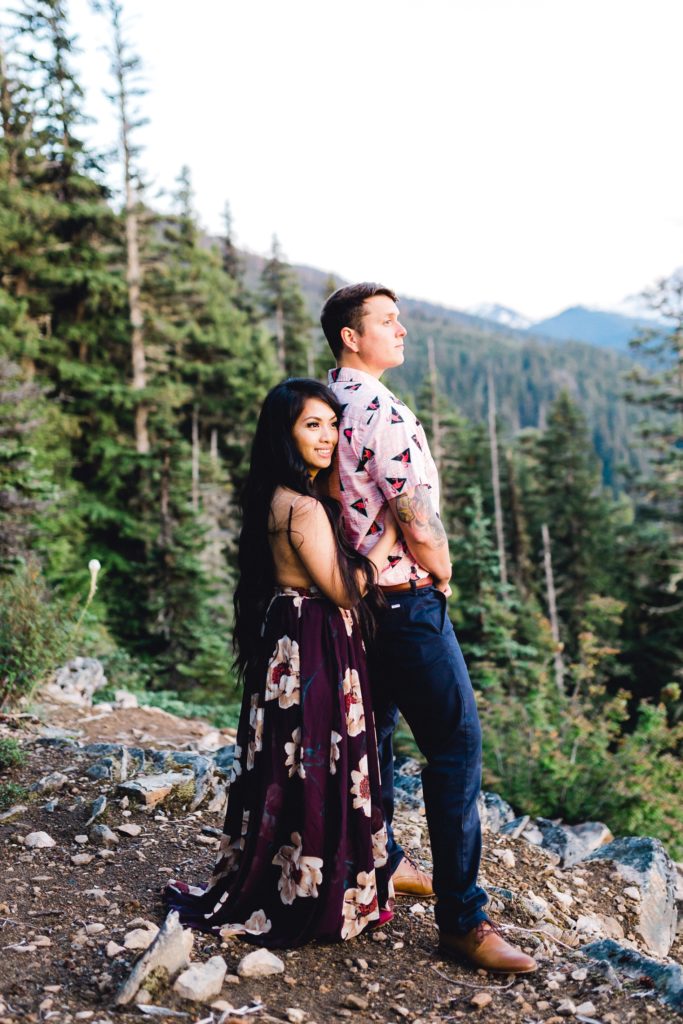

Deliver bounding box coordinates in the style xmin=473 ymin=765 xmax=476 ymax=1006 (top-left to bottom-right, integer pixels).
xmin=320 ymin=282 xmax=398 ymax=359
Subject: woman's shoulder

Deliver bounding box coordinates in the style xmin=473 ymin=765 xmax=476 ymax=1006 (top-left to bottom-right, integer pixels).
xmin=271 ymin=487 xmax=325 ymax=526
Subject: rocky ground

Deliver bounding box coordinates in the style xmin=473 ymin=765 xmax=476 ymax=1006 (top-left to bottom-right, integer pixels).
xmin=0 ymin=691 xmax=681 ymax=1024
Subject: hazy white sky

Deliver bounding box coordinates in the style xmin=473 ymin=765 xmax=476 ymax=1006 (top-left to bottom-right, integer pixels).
xmin=7 ymin=0 xmax=683 ymax=319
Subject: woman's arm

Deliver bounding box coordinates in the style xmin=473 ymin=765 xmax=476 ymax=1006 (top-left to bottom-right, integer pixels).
xmin=287 ymin=498 xmax=397 ymax=608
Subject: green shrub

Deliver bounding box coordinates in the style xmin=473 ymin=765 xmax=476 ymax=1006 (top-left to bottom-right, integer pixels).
xmin=0 ymin=738 xmax=25 ymax=771
xmin=0 ymin=782 xmax=28 ymax=809
xmin=476 ymin=602 xmax=683 ymax=859
xmin=0 ymin=559 xmax=71 ymax=709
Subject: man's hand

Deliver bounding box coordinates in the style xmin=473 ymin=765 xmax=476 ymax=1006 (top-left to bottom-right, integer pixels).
xmin=434 ymin=578 xmax=452 ymax=598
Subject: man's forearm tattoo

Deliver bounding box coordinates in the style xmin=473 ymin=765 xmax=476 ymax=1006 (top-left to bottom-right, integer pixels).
xmin=394 ymin=485 xmax=448 ymax=548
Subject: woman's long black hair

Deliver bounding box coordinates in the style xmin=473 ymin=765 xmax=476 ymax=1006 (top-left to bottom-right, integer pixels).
xmin=233 ymin=378 xmax=382 ymax=680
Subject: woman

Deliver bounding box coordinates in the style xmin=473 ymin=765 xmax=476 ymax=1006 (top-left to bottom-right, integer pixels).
xmin=165 ymin=379 xmax=399 ymax=947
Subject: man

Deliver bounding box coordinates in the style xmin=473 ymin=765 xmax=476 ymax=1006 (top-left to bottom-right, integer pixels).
xmin=322 ymin=283 xmax=536 ymax=973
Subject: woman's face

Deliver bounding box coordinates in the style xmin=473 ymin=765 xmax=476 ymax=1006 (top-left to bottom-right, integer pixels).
xmin=291 ymin=397 xmax=339 ymax=478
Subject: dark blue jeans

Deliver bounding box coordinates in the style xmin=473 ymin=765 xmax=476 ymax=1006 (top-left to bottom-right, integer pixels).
xmin=367 ymin=584 xmax=489 ymax=934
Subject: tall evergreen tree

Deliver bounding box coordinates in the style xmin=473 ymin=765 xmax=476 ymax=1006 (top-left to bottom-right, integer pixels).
xmin=260 ymin=236 xmax=313 ymax=377
xmin=520 ymin=392 xmax=619 ymax=653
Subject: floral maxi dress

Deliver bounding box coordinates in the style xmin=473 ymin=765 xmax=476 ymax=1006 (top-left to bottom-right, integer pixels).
xmin=164 ymin=587 xmax=393 ymax=948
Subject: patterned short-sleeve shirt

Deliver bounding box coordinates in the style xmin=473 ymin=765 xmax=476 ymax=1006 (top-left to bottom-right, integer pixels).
xmin=328 ymin=366 xmax=440 ymax=586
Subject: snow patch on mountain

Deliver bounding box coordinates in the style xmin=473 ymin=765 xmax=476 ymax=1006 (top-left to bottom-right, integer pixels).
xmin=467 ymin=303 xmax=533 ymax=331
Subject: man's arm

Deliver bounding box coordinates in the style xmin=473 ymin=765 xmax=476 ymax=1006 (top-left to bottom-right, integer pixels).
xmin=390 ymin=484 xmax=452 ymax=591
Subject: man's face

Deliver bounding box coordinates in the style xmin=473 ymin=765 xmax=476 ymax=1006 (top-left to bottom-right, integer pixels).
xmin=346 ymin=295 xmax=407 ymax=374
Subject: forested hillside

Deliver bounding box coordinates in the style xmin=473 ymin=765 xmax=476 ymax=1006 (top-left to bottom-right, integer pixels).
xmin=1 ymin=1 xmax=681 ymax=854
xmin=271 ymin=258 xmax=645 ymax=489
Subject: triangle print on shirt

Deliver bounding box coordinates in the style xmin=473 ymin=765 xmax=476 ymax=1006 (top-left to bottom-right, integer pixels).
xmin=385 ymin=477 xmax=407 ymax=494
xmin=391 ymin=448 xmax=411 ymax=466
xmin=355 ymin=447 xmax=374 ymax=473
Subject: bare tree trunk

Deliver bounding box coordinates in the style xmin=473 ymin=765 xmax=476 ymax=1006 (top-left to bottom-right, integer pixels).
xmin=541 ymin=522 xmax=565 ymax=694
xmin=107 ymin=0 xmax=149 ymax=454
xmin=307 ymin=334 xmax=315 ymax=378
xmin=209 ymin=427 xmax=218 ymax=465
xmin=191 ymin=405 xmax=200 ymax=512
xmin=505 ymin=447 xmax=531 ymax=595
xmin=275 ymin=300 xmax=286 ymax=374
xmin=487 ymin=368 xmax=507 ymax=587
xmin=160 ymin=445 xmax=171 ymax=550
xmin=427 ymin=336 xmax=443 ymax=474
xmin=0 ymin=46 xmax=17 ymax=186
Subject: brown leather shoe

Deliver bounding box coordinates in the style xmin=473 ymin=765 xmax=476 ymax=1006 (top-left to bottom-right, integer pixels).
xmin=439 ymin=920 xmax=537 ymax=973
xmin=391 ymin=855 xmax=434 ymax=897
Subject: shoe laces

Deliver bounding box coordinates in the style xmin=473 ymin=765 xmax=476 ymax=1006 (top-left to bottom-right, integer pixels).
xmin=474 ymin=919 xmax=504 ymax=944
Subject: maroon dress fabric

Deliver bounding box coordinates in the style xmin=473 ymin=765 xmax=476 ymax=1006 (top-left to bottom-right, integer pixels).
xmin=164 ymin=586 xmax=392 ymax=948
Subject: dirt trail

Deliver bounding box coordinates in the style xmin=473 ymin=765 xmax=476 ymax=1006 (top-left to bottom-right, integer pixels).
xmin=0 ymin=700 xmax=680 ymax=1023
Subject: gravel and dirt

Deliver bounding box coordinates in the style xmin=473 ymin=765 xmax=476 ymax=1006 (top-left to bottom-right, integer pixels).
xmin=0 ymin=701 xmax=680 ymax=1024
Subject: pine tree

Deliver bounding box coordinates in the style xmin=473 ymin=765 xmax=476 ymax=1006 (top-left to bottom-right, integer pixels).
xmin=260 ymin=236 xmax=313 ymax=377
xmin=520 ymin=392 xmax=619 ymax=653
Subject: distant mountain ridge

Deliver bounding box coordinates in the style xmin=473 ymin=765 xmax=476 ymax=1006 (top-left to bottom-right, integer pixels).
xmin=237 ymin=250 xmax=648 ymax=486
xmin=528 ymin=305 xmax=651 ymax=353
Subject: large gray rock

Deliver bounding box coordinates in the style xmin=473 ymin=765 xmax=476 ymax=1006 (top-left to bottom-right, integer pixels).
xmin=583 ymin=938 xmax=683 ymax=1012
xmin=534 ymin=817 xmax=613 ymax=867
xmin=587 ymin=836 xmax=677 ymax=956
xmin=44 ymin=657 xmax=107 ymax=706
xmin=115 ymin=911 xmax=194 ymax=1005
xmin=25 ymin=831 xmax=56 ymax=849
xmin=237 ymin=948 xmax=284 ymax=978
xmin=31 ymin=771 xmax=70 ymax=795
xmin=478 ymin=792 xmax=516 ymax=833
xmin=90 ymin=824 xmax=120 ymax=847
xmin=212 ymin=744 xmax=236 ymax=775
xmin=117 ymin=771 xmax=195 ymax=809
xmin=173 ymin=956 xmax=227 ymax=1001
xmin=393 ymin=756 xmax=423 ymax=809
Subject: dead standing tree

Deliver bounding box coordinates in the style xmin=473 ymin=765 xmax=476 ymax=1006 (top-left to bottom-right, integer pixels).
xmin=426 ymin=336 xmax=444 ymax=476
xmin=95 ymin=0 xmax=149 ymax=454
xmin=487 ymin=367 xmax=508 ymax=587
xmin=541 ymin=522 xmax=565 ymax=694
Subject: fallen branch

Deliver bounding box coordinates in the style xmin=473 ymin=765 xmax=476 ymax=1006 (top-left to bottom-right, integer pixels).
xmin=501 ymin=923 xmax=580 ymax=953
xmin=430 ymin=965 xmax=516 ymax=990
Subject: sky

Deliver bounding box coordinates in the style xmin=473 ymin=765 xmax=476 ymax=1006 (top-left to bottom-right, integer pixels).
xmin=5 ymin=0 xmax=683 ymax=321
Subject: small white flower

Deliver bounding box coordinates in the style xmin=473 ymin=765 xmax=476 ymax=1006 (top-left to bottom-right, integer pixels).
xmin=350 ymin=754 xmax=371 ymax=816
xmin=372 ymin=827 xmax=389 ymax=868
xmin=284 ymin=727 xmax=306 ymax=779
xmin=265 ymin=636 xmax=301 ymax=709
xmin=272 ymin=831 xmax=323 ymax=905
xmin=88 ymin=559 xmax=101 ymax=574
xmin=342 ymin=668 xmax=366 ymax=737
xmin=341 ymin=868 xmax=379 ymax=939
xmin=247 ymin=696 xmax=264 ymax=771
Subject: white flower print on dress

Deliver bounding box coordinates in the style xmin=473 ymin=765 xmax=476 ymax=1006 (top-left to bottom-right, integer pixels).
xmin=372 ymin=827 xmax=389 ymax=868
xmin=329 ymin=730 xmax=341 ymax=775
xmin=265 ymin=636 xmax=301 ymax=709
xmin=228 ymin=744 xmax=243 ymax=784
xmin=342 ymin=667 xmax=365 ymax=737
xmin=272 ymin=831 xmax=323 ymax=905
xmin=340 ymin=608 xmax=354 ymax=637
xmin=284 ymin=727 xmax=306 ymax=779
xmin=219 ymin=908 xmax=272 ymax=939
xmin=341 ymin=868 xmax=379 ymax=939
xmin=211 ymin=833 xmax=242 ymax=882
xmin=350 ymin=754 xmax=371 ymax=817
xmin=247 ymin=695 xmax=264 ymax=771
